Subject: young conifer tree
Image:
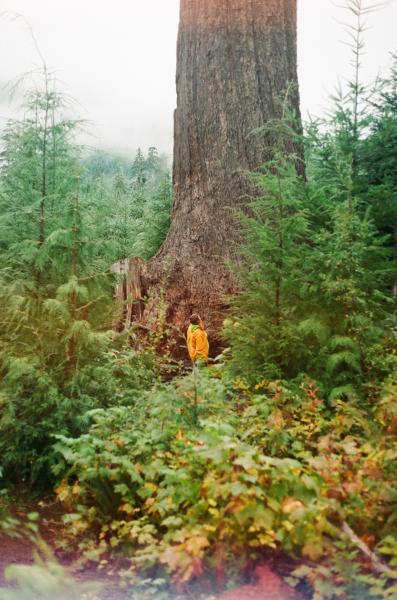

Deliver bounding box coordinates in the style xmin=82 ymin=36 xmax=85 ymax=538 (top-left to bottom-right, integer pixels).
xmin=226 ymin=98 xmax=395 ymax=396
xmin=360 ymin=55 xmax=397 ymax=250
xmin=224 ymin=114 xmax=311 ymax=382
xmin=44 ymin=174 xmax=114 ymax=380
xmin=0 ymin=70 xmax=113 ymax=486
xmin=284 ymin=0 xmax=397 ymax=399
xmin=0 ymin=69 xmax=77 ymax=286
xmin=307 ymin=162 xmax=394 ymax=399
xmin=305 ymin=1 xmax=387 ymax=212
xmin=0 ymin=68 xmax=80 ymax=370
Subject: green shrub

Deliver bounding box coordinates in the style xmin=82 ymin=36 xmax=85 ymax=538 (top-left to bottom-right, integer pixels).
xmin=0 ymin=344 xmax=161 ymax=488
xmin=55 ymin=372 xmax=397 ymax=594
xmin=54 ymin=374 xmax=332 ymax=585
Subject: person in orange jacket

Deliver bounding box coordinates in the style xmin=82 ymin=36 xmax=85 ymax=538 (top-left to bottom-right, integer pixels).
xmin=187 ymin=314 xmax=209 ymax=364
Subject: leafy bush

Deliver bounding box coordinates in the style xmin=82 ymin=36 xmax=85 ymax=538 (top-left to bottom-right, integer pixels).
xmin=0 ymin=344 xmax=161 ymax=488
xmin=54 ymin=371 xmax=397 ymax=595
xmin=0 ymin=359 xmax=72 ymax=487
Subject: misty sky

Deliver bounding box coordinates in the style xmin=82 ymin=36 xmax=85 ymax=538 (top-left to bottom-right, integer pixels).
xmin=1 ymin=0 xmax=396 ymax=156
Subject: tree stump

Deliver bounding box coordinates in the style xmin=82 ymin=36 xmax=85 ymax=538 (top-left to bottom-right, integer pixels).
xmin=111 ymin=257 xmax=146 ymax=332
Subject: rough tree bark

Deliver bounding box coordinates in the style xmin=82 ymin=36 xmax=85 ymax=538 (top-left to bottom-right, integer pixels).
xmin=116 ymin=0 xmax=302 ymax=348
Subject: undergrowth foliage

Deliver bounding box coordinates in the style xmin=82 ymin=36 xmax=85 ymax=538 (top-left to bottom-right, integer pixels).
xmin=54 ymin=369 xmax=397 ymax=596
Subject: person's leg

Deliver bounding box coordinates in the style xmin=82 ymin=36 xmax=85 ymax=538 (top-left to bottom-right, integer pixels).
xmin=194 ymin=358 xmax=206 ymax=369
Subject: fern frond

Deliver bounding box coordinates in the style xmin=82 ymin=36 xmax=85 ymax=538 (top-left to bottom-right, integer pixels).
xmin=329 ymin=335 xmax=359 ymax=352
xmin=329 ymin=384 xmax=358 ymax=402
xmin=327 ymin=350 xmax=361 ymax=375
xmin=298 ymin=318 xmax=330 ymax=344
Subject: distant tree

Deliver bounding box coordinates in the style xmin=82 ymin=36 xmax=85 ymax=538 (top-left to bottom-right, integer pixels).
xmin=113 ymin=167 xmax=127 ymax=199
xmin=131 ymin=148 xmax=146 ymax=184
xmin=81 ymin=149 xmax=130 ymax=181
xmin=146 ymin=146 xmax=161 ymax=174
xmin=135 ymin=173 xmax=172 ymax=259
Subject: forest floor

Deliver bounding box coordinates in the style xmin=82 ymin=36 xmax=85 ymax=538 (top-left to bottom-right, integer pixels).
xmin=0 ymin=498 xmax=129 ymax=599
xmin=0 ymin=497 xmax=304 ymax=600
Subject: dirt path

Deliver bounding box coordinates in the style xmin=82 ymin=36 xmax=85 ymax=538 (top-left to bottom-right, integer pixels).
xmin=0 ymin=501 xmax=56 ymax=582
xmin=0 ymin=535 xmax=35 ymax=580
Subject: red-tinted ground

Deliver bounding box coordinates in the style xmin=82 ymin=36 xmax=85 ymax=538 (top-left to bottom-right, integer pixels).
xmin=217 ymin=564 xmax=300 ymax=600
xmin=0 ymin=501 xmax=60 ymax=579
xmin=0 ymin=500 xmax=305 ymax=600
xmin=0 ymin=500 xmax=130 ymax=599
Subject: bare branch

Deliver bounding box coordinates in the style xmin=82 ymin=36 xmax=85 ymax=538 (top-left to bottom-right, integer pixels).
xmin=342 ymin=522 xmax=395 ymax=577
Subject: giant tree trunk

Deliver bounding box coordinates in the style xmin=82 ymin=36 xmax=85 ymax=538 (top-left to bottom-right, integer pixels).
xmin=118 ymin=0 xmax=302 ymax=349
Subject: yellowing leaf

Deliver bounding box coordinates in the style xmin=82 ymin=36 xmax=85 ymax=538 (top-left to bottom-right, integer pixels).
xmin=282 ymin=497 xmax=304 ymax=514
xmin=302 ymin=539 xmax=324 ymax=561
xmin=120 ymin=503 xmax=136 ymax=514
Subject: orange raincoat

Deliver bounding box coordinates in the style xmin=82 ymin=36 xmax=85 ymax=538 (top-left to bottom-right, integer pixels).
xmin=187 ymin=321 xmax=209 ymax=363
